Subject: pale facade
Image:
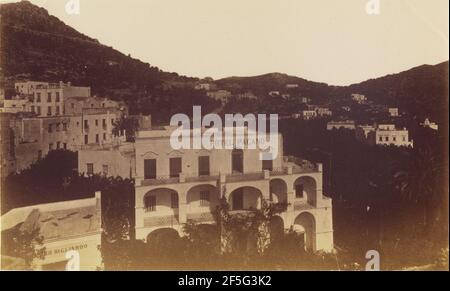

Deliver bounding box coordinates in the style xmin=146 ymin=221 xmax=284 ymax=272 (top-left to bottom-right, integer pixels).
xmin=206 ymin=90 xmax=232 ymax=104
xmin=356 ymin=124 xmax=413 ymax=148
xmin=351 ymin=93 xmax=367 ymax=104
xmin=300 ymin=110 xmax=317 ymax=120
xmin=3 ymin=81 xmax=127 ymax=174
xmin=25 ymin=81 xmax=91 ymax=117
xmin=133 ymin=126 xmax=334 ymax=252
xmin=0 ymin=98 xmax=32 ymax=113
xmin=388 ymin=107 xmax=399 ymax=117
xmin=78 ymin=142 xmax=135 ymax=178
xmin=327 ymin=120 xmax=356 ymax=130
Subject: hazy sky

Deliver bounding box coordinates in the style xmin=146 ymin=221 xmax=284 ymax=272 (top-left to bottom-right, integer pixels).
xmin=4 ymin=0 xmax=449 ymax=85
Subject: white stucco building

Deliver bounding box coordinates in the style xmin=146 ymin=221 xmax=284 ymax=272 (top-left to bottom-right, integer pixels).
xmin=133 ymin=126 xmax=334 ymax=252
xmin=351 ymin=93 xmax=367 ymax=104
xmin=356 ymin=124 xmax=413 ymax=148
xmin=327 ymin=120 xmax=356 ymax=130
xmin=1 ymin=81 xmax=127 ymax=174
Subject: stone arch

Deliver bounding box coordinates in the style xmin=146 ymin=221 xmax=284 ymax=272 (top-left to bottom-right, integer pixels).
xmin=186 ymin=184 xmax=220 ymax=213
xmin=143 ymin=188 xmax=179 ymax=214
xmin=269 ymin=178 xmax=288 ymax=203
xmin=229 ymin=186 xmax=263 ymax=211
xmin=293 ymin=212 xmax=316 ymax=251
xmin=293 ymin=176 xmax=317 ymax=205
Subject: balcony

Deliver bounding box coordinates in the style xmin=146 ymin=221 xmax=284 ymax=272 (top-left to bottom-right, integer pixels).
xmin=143 ymin=214 xmax=179 ymax=228
xmin=186 ymin=212 xmax=215 ymax=224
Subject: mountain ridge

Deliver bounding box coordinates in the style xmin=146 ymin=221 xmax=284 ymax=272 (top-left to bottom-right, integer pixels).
xmin=1 ymin=1 xmax=448 ymax=123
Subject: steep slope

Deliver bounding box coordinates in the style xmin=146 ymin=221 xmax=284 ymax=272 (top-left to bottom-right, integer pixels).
xmin=0 ymin=1 xmax=197 ymax=98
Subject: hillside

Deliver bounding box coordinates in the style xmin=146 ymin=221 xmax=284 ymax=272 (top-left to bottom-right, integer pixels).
xmin=0 ymin=1 xmax=199 ymax=103
xmin=345 ymin=62 xmax=449 ymax=122
xmin=0 ymin=1 xmax=448 ymax=123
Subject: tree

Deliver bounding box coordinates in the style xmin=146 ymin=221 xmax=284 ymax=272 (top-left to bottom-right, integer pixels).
xmin=2 ymin=226 xmax=46 ymax=270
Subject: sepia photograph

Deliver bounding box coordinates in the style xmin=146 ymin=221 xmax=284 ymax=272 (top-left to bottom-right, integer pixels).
xmin=0 ymin=0 xmax=448 ymax=274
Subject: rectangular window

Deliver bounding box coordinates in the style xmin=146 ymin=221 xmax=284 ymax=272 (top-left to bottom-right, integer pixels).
xmin=36 ymin=93 xmax=41 ymax=102
xmin=103 ymin=133 xmax=106 ymax=140
xmin=171 ymin=192 xmax=179 ymax=209
xmin=31 ymin=106 xmax=35 ymax=113
xmin=96 ymin=134 xmax=99 ymax=143
xmin=144 ymin=159 xmax=156 ymax=179
xmin=87 ymin=163 xmax=94 ymax=175
xmin=84 ymin=120 xmax=89 ymax=129
xmin=200 ymin=191 xmax=210 ymax=207
xmin=95 ymin=119 xmax=99 ymax=127
xmin=84 ymin=134 xmax=88 ymax=145
xmin=232 ymin=149 xmax=243 ymax=173
xmin=63 ymin=143 xmax=67 ymax=150
xmin=198 ymin=156 xmax=210 ymax=176
xmin=102 ymin=165 xmax=108 ymax=176
xmin=56 ymin=141 xmax=61 ymax=149
xmin=145 ymin=195 xmax=156 ymax=212
xmin=55 ymin=92 xmax=60 ymax=102
xmin=63 ymin=123 xmax=67 ymax=131
xmin=295 ymin=184 xmax=304 ymax=198
xmin=55 ymin=106 xmax=60 ymax=115
xmin=48 ymin=124 xmax=52 ymax=133
xmin=38 ymin=150 xmax=42 ymax=160
xmin=262 ymin=160 xmax=273 ymax=171
xmin=102 ymin=119 xmax=107 ymax=130
xmin=49 ymin=143 xmax=54 ymax=151
xmin=47 ymin=106 xmax=52 ymax=116
xmin=47 ymin=92 xmax=52 ymax=102
xmin=385 ymin=136 xmax=389 ymax=142
xmin=170 ymin=157 xmax=182 ymax=178
xmin=36 ymin=106 xmax=41 ymax=115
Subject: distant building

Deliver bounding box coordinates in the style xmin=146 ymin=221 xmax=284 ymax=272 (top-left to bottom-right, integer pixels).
xmin=388 ymin=108 xmax=399 ymax=117
xmin=206 ymin=90 xmax=232 ymax=104
xmin=355 ymin=124 xmax=413 ymax=148
xmin=286 ymin=84 xmax=299 ymax=89
xmin=1 ymin=81 xmax=127 ymax=173
xmin=23 ymin=81 xmax=91 ymax=117
xmin=194 ymin=83 xmax=214 ymax=91
xmin=1 ymin=192 xmax=102 ymax=270
xmin=299 ymin=110 xmax=317 ymax=120
xmin=351 ymin=94 xmax=367 ymax=104
xmin=327 ymin=120 xmax=356 ymax=130
xmin=268 ymin=91 xmax=280 ymax=97
xmin=421 ymin=118 xmax=438 ymax=131
xmin=300 ymin=97 xmax=311 ymax=104
xmin=306 ymin=105 xmax=332 ymax=118
xmin=0 ymin=97 xmax=31 ymax=114
xmin=234 ymin=92 xmax=257 ymax=100
xmin=78 ymin=142 xmax=135 ymax=178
